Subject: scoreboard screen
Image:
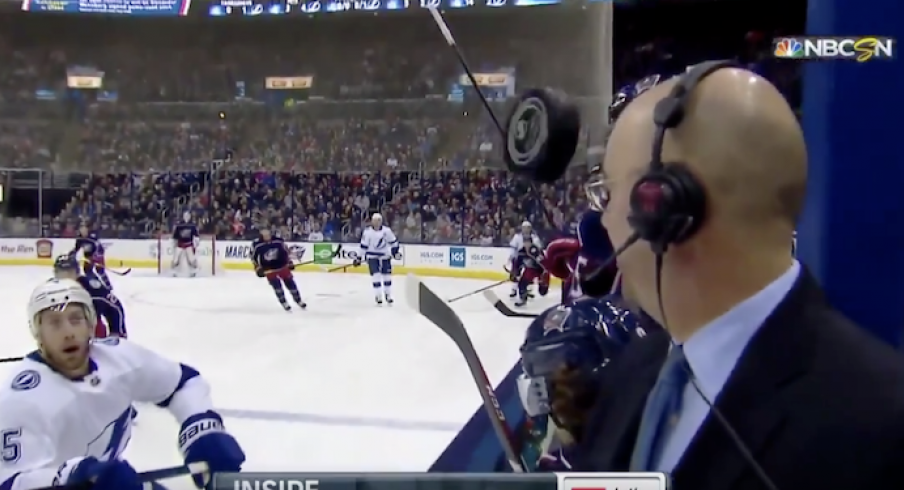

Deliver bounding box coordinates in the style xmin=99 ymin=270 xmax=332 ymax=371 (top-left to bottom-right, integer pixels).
xmin=213 ymin=473 xmax=668 ymax=490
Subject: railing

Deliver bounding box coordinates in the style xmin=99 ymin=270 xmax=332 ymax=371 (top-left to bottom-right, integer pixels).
xmin=0 ymin=167 xmax=592 ymax=246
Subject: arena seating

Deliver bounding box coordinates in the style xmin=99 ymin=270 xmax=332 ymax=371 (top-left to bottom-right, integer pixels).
xmin=0 ymin=2 xmax=801 ymax=246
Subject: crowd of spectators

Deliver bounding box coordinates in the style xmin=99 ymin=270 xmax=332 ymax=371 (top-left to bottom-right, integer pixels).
xmin=0 ymin=0 xmax=804 ymax=245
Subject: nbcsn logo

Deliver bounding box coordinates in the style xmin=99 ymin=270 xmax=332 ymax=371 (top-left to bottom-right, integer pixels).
xmin=774 ymin=36 xmax=896 ymax=62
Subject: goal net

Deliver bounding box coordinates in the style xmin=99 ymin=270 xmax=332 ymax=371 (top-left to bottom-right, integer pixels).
xmin=156 ymin=233 xmax=226 ymax=276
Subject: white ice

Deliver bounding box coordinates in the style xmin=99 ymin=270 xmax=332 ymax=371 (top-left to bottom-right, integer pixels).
xmin=0 ymin=267 xmax=558 ymax=488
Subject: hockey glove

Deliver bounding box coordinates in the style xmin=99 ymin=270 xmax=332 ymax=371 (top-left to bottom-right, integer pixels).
xmin=179 ymin=410 xmax=245 ymax=489
xmin=391 ymin=247 xmax=401 ymax=261
xmin=288 ymin=262 xmax=296 ymax=270
xmin=255 ymin=267 xmax=265 ymax=278
xmin=64 ymin=456 xmax=159 ymax=490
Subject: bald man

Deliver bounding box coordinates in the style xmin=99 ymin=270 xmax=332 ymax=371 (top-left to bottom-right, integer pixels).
xmin=572 ymin=67 xmax=904 ymax=489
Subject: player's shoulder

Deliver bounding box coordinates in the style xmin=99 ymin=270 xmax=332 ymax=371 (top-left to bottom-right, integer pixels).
xmin=0 ymin=356 xmax=73 ymax=411
xmin=89 ymin=337 xmax=151 ymax=368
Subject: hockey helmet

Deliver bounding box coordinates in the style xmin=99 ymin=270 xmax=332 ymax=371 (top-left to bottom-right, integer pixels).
xmin=27 ymin=278 xmax=97 ymax=339
xmin=517 ymin=296 xmax=644 ymax=420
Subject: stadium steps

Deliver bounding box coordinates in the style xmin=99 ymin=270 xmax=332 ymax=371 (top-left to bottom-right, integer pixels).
xmin=57 ymin=120 xmax=81 ymax=164
xmin=433 ymin=119 xmax=473 ymax=163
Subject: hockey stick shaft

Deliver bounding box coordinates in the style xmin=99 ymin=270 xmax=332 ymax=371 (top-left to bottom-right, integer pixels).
xmin=446 ymin=279 xmax=508 ymax=303
xmin=0 ymin=356 xmax=23 ymax=363
xmin=81 ymin=260 xmax=132 ymax=276
xmin=33 ymin=461 xmax=209 ymax=490
xmin=405 ymin=274 xmax=527 ymax=472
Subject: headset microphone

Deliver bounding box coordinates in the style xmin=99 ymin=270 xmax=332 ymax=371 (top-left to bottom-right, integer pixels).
xmin=426 ymin=9 xmax=779 ymax=490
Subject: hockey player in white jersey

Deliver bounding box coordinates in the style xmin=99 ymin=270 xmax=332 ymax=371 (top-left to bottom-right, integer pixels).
xmin=0 ymin=279 xmax=245 ymax=490
xmin=353 ymin=213 xmax=400 ymax=305
xmin=171 ymin=212 xmax=200 ymax=277
xmin=508 ymin=221 xmax=543 ymax=299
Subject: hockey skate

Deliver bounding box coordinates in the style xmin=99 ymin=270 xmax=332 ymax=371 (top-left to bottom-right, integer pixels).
xmin=375 ymin=295 xmax=383 ymax=306
xmin=385 ymin=294 xmax=394 ymax=305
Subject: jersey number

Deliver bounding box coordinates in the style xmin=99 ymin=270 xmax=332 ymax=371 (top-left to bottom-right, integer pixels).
xmin=1 ymin=428 xmax=22 ymax=463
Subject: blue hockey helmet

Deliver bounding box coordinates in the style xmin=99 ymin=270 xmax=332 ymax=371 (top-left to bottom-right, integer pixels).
xmin=586 ymin=74 xmax=665 ymax=212
xmin=53 ymin=254 xmax=80 ymax=278
xmin=517 ymin=296 xmax=644 ymax=420
xmin=608 ymin=74 xmax=663 ymax=125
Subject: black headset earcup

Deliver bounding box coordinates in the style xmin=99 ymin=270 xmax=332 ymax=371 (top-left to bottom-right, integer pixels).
xmin=627 ymin=165 xmax=706 ymax=247
xmin=503 ymin=88 xmax=581 ymax=184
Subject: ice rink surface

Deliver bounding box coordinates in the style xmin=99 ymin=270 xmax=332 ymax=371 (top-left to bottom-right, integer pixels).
xmin=0 ymin=267 xmax=558 ymax=486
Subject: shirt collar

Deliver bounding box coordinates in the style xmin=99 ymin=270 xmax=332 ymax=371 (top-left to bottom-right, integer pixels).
xmin=682 ymin=260 xmax=801 ymax=398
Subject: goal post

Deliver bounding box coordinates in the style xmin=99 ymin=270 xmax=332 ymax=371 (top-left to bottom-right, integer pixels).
xmin=156 ymin=233 xmax=226 ymax=276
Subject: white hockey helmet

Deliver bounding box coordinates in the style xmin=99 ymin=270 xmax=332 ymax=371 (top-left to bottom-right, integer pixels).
xmin=27 ymin=278 xmax=97 ymax=339
xmin=521 ymin=220 xmax=532 ymax=229
xmin=372 ymin=213 xmax=383 ymax=224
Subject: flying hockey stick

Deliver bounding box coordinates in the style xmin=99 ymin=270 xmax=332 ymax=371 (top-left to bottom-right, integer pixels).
xmin=483 ymin=290 xmax=539 ymax=318
xmin=34 ymin=461 xmax=209 ymax=490
xmin=405 ymin=274 xmax=527 ymax=472
xmin=446 ymin=278 xmax=509 ymax=303
xmin=485 ymin=270 xmax=623 ymax=318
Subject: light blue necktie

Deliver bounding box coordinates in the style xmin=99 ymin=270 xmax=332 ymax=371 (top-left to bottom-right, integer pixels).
xmin=630 ymin=345 xmax=690 ymax=471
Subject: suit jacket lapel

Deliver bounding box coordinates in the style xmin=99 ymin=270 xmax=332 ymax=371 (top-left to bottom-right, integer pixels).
xmin=672 ymin=270 xmax=821 ymax=489
xmin=579 ymin=331 xmax=670 ymax=470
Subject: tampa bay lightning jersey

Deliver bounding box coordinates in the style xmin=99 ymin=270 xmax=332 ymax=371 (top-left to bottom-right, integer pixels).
xmin=360 ymin=226 xmax=398 ymax=259
xmin=0 ymin=339 xmax=213 ymax=490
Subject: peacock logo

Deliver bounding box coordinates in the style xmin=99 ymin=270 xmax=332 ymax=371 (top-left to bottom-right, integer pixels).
xmin=774 ymin=38 xmax=803 ymax=58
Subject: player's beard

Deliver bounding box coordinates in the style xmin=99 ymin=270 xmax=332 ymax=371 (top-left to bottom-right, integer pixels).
xmin=45 ymin=341 xmax=91 ymax=377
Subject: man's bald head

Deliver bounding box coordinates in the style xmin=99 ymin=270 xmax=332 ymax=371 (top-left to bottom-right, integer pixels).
xmin=601 ymin=67 xmax=807 ymax=339
xmin=605 ymin=68 xmax=807 ymax=233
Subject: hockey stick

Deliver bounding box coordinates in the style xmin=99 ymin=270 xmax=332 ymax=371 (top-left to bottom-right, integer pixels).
xmin=405 ymin=274 xmax=527 ymax=472
xmin=446 ymin=279 xmax=509 ymax=303
xmin=325 ymin=263 xmax=356 ymax=272
xmin=483 ymin=290 xmax=539 ymax=318
xmin=485 ymin=269 xmax=623 ymax=319
xmin=80 ymin=260 xmax=132 ymax=276
xmin=34 ymin=461 xmax=209 ymax=490
xmin=0 ymin=356 xmax=23 ymax=363
xmin=293 ymin=244 xmax=343 ymax=267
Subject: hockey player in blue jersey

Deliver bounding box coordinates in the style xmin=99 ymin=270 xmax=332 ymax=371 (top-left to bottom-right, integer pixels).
xmin=70 ymin=224 xmax=112 ymax=289
xmin=252 ymin=227 xmax=307 ymax=312
xmin=53 ymin=254 xmax=128 ymax=338
xmin=514 ymin=295 xmax=646 ymax=471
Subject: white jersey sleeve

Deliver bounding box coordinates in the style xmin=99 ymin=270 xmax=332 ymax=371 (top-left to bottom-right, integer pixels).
xmin=509 ymin=234 xmax=525 ymax=260
xmin=360 ymin=226 xmax=399 ymax=259
xmin=0 ymin=339 xmax=214 ymax=490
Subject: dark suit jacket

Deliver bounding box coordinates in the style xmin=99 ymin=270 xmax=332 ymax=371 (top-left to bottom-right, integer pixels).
xmin=574 ymin=269 xmax=904 ymax=490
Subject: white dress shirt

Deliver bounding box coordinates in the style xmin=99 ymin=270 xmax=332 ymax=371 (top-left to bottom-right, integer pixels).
xmin=653 ymin=260 xmax=802 ymax=472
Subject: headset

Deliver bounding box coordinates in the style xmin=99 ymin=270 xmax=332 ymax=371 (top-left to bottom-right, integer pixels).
xmin=425 ymin=9 xmax=780 ymax=489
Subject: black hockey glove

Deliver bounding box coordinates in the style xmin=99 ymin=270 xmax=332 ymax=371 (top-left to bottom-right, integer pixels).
xmin=255 ymin=267 xmax=265 ymax=278
xmin=287 ymin=263 xmax=295 ymax=270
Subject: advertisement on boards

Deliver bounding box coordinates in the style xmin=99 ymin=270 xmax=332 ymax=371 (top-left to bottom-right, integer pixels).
xmin=449 ymin=246 xmax=466 ymax=268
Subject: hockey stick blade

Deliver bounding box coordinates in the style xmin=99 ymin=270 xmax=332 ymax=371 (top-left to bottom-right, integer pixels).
xmin=405 ymin=274 xmax=527 ymax=472
xmin=483 ymin=290 xmax=539 ymax=318
xmin=33 ymin=461 xmax=209 ymax=490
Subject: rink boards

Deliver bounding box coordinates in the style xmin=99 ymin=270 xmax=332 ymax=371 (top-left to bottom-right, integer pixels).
xmin=0 ymin=238 xmax=521 ymax=280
